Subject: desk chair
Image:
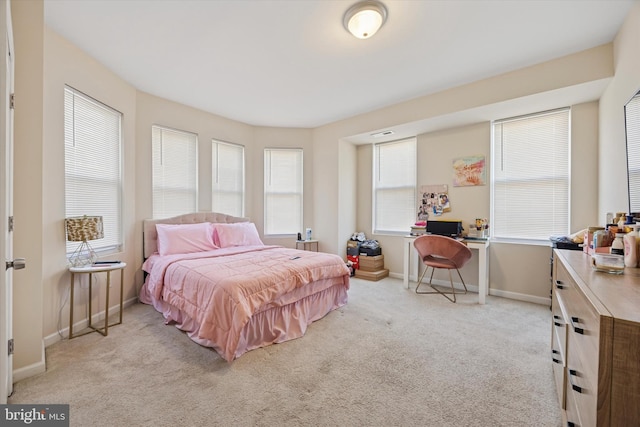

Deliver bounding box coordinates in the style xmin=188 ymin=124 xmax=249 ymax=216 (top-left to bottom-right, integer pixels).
xmin=413 ymin=235 xmax=472 ymax=303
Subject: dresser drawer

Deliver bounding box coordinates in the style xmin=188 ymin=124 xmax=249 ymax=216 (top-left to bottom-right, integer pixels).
xmin=566 ymin=362 xmax=597 ymax=427
xmin=551 ymin=290 xmax=567 ymax=363
xmin=566 ymin=310 xmax=599 ymax=427
xmin=563 ymin=282 xmax=600 ymax=386
xmin=565 ymin=386 xmax=584 ymax=427
xmin=551 ymin=290 xmax=567 ymax=409
xmin=551 ymin=343 xmax=566 ymax=409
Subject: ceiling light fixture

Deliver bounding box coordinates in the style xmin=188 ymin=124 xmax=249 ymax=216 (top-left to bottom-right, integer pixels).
xmin=343 ymin=0 xmax=388 ymax=40
xmin=371 ymin=130 xmax=394 ymax=138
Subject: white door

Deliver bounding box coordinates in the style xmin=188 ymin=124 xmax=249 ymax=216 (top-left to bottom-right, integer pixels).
xmin=0 ymin=0 xmax=14 ymax=404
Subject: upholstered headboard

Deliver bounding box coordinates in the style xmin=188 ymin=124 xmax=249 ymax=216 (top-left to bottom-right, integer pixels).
xmin=143 ymin=212 xmax=249 ymax=259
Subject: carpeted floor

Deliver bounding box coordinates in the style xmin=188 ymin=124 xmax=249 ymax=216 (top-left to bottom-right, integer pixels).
xmin=9 ymin=277 xmax=562 ymax=427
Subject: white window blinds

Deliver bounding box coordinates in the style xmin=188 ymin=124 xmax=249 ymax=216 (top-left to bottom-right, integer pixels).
xmin=212 ymin=140 xmax=245 ymax=217
xmin=64 ymin=86 xmax=123 ymax=254
xmin=152 ymin=126 xmax=198 ymax=219
xmin=492 ymin=108 xmax=570 ymax=241
xmin=373 ymin=138 xmax=417 ymax=234
xmin=264 ymin=148 xmax=303 ymax=235
xmin=626 ymin=93 xmax=640 ymax=213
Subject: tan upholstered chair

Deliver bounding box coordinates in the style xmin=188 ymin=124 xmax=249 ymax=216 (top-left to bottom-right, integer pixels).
xmin=413 ymin=235 xmax=472 ymax=303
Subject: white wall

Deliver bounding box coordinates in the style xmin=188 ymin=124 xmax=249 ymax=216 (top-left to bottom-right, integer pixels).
xmin=599 ymin=2 xmax=640 ymax=220
xmin=12 ymin=0 xmax=44 ymax=375
xmin=42 ymin=28 xmax=138 ymax=349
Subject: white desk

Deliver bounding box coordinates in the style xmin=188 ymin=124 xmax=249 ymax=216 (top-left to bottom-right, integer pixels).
xmin=403 ymin=236 xmax=490 ymax=304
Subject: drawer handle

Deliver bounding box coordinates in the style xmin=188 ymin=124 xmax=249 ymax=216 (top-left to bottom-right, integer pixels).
xmin=569 ymin=316 xmax=584 ymax=334
xmin=555 ymin=280 xmax=565 ymax=289
xmin=551 ymin=349 xmax=561 ymax=364
xmin=553 ymin=315 xmax=564 ymax=327
xmin=569 ymin=369 xmax=583 ymax=393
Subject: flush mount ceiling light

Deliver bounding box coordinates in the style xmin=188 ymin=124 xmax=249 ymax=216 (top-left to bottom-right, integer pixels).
xmin=343 ymin=0 xmax=388 ymax=39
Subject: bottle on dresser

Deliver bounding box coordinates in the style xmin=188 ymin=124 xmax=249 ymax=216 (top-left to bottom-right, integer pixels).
xmin=624 ymin=224 xmax=640 ymax=267
xmin=611 ymin=233 xmax=625 ymax=256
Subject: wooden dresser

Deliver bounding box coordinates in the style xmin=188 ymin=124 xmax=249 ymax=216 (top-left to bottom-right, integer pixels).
xmin=552 ymin=249 xmax=640 ymax=426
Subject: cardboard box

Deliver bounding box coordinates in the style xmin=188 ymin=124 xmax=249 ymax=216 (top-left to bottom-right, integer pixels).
xmin=359 ymin=255 xmax=384 ymax=271
xmin=355 ymin=268 xmax=389 ymax=281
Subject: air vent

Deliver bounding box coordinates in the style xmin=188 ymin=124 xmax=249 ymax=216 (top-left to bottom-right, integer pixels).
xmin=370 ymin=130 xmax=394 ymax=138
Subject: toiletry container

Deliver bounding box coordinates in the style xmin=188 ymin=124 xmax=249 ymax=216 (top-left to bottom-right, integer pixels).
xmin=611 ymin=233 xmax=625 ymax=256
xmin=624 ymin=224 xmax=640 ymax=267
xmin=593 ymin=229 xmax=610 ymax=249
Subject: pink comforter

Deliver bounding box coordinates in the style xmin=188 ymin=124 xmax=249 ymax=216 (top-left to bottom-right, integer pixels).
xmin=141 ymin=246 xmax=350 ymax=361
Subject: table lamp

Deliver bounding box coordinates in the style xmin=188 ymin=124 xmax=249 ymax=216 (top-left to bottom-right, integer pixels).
xmin=65 ymin=215 xmax=104 ymax=267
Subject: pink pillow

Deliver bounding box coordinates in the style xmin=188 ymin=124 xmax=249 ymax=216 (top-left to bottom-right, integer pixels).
xmin=214 ymin=222 xmax=264 ymax=248
xmin=156 ymin=223 xmax=218 ymax=256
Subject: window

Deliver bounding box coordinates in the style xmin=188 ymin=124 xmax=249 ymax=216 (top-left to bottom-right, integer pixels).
xmin=152 ymin=126 xmax=198 ymax=219
xmin=64 ymin=86 xmax=122 ymax=254
xmin=264 ymin=148 xmax=303 ymax=235
xmin=625 ymin=92 xmax=640 ymax=213
xmin=212 ymin=140 xmax=245 ymax=217
xmin=491 ymin=108 xmax=570 ymax=241
xmin=373 ymin=138 xmax=417 ymax=234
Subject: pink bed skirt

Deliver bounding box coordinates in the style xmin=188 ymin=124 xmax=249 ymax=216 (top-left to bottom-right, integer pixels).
xmin=140 ymin=278 xmax=348 ymax=361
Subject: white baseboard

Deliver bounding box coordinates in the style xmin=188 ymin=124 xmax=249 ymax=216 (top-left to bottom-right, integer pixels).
xmin=488 ymin=288 xmax=550 ymax=306
xmin=12 ymin=341 xmax=46 ymax=383
xmin=43 ymin=296 xmax=138 ymax=347
xmin=387 ymin=272 xmax=550 ymax=306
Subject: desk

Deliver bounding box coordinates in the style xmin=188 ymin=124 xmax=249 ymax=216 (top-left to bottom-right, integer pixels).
xmin=69 ymin=262 xmax=126 ymax=339
xmin=403 ymin=236 xmax=490 ymax=304
xmin=296 ymin=240 xmax=319 ymax=252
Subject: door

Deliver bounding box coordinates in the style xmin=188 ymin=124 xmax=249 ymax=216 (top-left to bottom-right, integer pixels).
xmin=0 ymin=0 xmax=14 ymax=404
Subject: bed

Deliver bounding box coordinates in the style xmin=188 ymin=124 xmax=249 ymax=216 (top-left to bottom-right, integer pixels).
xmin=139 ymin=212 xmax=350 ymax=362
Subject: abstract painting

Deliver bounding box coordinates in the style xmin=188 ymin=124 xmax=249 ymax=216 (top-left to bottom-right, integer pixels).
xmin=453 ymin=155 xmax=486 ymax=186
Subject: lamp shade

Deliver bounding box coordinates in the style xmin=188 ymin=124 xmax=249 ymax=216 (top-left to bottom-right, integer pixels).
xmin=65 ymin=216 xmax=104 ymax=242
xmin=344 ymin=0 xmax=388 ymax=39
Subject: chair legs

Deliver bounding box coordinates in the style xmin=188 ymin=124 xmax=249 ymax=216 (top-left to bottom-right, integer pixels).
xmin=415 ymin=266 xmax=468 ymax=303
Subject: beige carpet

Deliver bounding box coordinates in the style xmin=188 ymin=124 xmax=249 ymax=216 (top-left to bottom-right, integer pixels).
xmin=9 ymin=277 xmax=562 ymax=427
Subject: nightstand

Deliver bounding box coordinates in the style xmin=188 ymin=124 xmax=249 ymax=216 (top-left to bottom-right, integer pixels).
xmin=68 ymin=262 xmax=126 ymax=339
xmin=296 ymin=240 xmax=319 ymax=252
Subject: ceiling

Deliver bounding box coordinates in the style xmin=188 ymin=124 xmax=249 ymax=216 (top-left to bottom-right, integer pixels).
xmin=44 ymin=0 xmax=635 ymax=133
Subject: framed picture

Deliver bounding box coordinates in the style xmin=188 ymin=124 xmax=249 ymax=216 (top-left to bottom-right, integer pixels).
xmin=453 ymin=155 xmax=486 ymax=186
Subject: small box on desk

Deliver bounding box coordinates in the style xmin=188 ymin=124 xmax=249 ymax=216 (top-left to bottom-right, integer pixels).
xmin=355 ymin=268 xmax=389 ymax=281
